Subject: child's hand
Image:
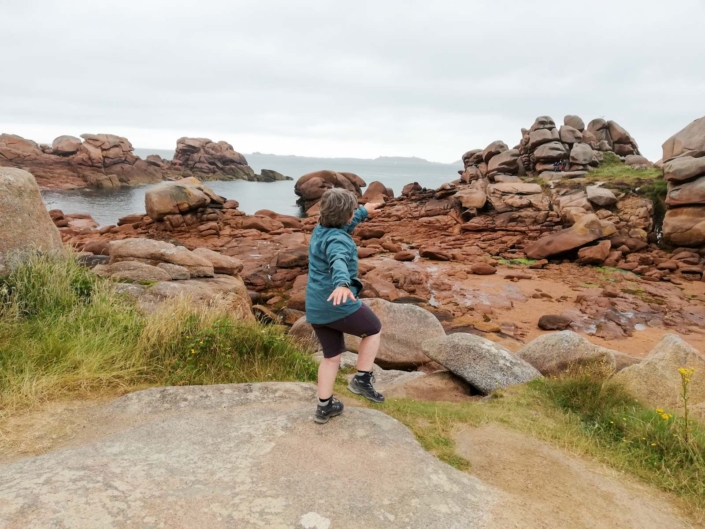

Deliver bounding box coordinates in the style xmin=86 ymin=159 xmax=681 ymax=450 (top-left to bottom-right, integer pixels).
xmin=365 ymin=202 xmax=382 ymax=216
xmin=327 ymin=286 xmax=356 ymax=306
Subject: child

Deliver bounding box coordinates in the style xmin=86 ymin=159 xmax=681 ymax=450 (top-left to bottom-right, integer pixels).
xmin=306 ymin=188 xmax=384 ymax=424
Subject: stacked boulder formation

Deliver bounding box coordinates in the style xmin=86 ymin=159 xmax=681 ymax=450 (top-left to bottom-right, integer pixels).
xmin=661 ymin=116 xmax=705 ymax=248
xmin=171 ymin=137 xmax=254 ymax=181
xmin=294 ymin=170 xmax=374 ymax=210
xmin=586 ymin=119 xmax=641 ymax=157
xmin=518 ymin=115 xmax=600 ymax=178
xmin=462 ymin=115 xmax=641 ymax=184
xmin=0 ymin=133 xmax=289 ymax=190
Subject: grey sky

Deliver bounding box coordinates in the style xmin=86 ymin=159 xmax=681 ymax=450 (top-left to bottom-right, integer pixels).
xmin=1 ymin=0 xmax=704 ymax=162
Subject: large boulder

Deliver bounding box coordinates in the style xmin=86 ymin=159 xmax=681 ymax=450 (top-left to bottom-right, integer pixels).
xmin=587 ymin=118 xmax=612 ymax=147
xmin=663 ymin=155 xmax=705 ymax=183
xmin=260 ymin=169 xmax=289 ymax=182
xmin=93 ymin=261 xmax=173 ymax=283
xmin=662 ymin=116 xmax=705 ymax=160
xmin=530 ymin=116 xmax=556 ymax=130
xmin=624 ymin=154 xmax=652 ymax=169
xmin=482 ymin=140 xmax=508 ymax=163
xmin=0 ymin=383 xmax=494 ymax=527
xmin=528 ymin=129 xmax=559 ymax=149
xmin=662 ymin=206 xmax=705 ymax=247
xmin=339 ymin=171 xmax=366 ymax=189
xmin=145 ymin=177 xmax=223 ymax=220
xmin=462 ymin=149 xmax=483 ymax=168
xmin=487 ymin=149 xmax=520 ymax=176
xmin=108 ymin=238 xmax=215 ymax=277
xmin=607 ymin=121 xmax=633 ymax=145
xmin=421 ymin=333 xmax=540 ymax=394
xmin=455 ymin=182 xmax=487 ymax=209
xmin=614 ymin=334 xmax=705 ymax=418
xmin=345 ymin=299 xmax=444 ymax=368
xmin=0 ymin=168 xmax=63 ymax=275
xmin=524 ymin=214 xmax=616 ymax=259
xmin=586 ymin=186 xmax=618 ymax=207
xmin=559 ymin=126 xmax=583 ymax=144
xmin=577 ymin=240 xmax=611 ymax=265
xmin=570 ymin=143 xmax=594 ymax=165
xmin=533 ymin=141 xmax=567 ymax=162
xmin=192 ymin=247 xmax=244 ymax=275
xmin=361 ymin=181 xmax=392 ymax=203
xmin=665 ymin=176 xmax=705 ymax=207
xmin=51 ymin=135 xmax=82 ymax=155
xmin=516 ymin=331 xmax=618 ymax=375
xmin=564 ymin=115 xmax=585 ymax=131
xmin=294 ymin=170 xmax=359 ymax=207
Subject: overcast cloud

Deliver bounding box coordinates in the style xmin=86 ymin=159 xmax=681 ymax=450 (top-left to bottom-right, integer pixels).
xmin=1 ymin=0 xmax=704 ymax=162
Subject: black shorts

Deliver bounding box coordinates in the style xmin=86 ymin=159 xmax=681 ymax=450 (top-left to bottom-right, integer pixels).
xmin=311 ymin=304 xmax=382 ymax=358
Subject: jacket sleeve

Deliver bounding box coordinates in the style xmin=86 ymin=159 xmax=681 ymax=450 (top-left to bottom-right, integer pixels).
xmin=344 ymin=206 xmax=368 ymax=233
xmin=325 ymin=238 xmax=352 ymax=288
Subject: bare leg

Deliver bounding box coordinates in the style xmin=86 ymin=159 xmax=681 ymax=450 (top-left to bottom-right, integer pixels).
xmin=317 ymin=355 xmax=341 ymax=399
xmin=356 ymin=333 xmax=381 ymax=372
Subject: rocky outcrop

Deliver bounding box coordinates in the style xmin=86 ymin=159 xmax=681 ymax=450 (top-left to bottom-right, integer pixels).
xmin=94 ymin=237 xmax=250 ymax=315
xmin=661 ymin=117 xmax=705 ymax=247
xmin=421 ymin=333 xmax=540 ymax=393
xmin=294 ymin=170 xmax=367 ymax=209
xmin=0 ymin=133 xmax=271 ymax=190
xmin=0 ymin=382 xmax=494 ymax=528
xmin=0 ymin=168 xmax=63 ymax=274
xmin=172 ymin=137 xmax=255 ymax=181
xmin=519 ymin=116 xmax=588 ymax=176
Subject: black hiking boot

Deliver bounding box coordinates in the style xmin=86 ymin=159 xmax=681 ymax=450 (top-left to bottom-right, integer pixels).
xmin=347 ymin=372 xmax=385 ymax=403
xmin=314 ymin=396 xmax=344 ymax=424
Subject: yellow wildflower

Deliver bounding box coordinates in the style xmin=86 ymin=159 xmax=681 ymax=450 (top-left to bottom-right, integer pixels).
xmin=656 ymin=408 xmax=664 ymax=414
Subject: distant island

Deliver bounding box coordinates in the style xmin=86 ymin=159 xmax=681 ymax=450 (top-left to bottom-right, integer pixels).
xmin=248 ymin=152 xmax=459 ymax=165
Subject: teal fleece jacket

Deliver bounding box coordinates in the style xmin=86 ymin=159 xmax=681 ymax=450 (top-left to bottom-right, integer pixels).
xmin=305 ymin=206 xmax=368 ymax=324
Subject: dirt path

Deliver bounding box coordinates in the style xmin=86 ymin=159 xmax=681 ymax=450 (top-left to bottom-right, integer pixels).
xmin=455 ymin=424 xmax=697 ymax=529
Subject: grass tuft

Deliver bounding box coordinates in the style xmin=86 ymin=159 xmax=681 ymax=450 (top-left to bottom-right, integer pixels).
xmin=532 ymin=373 xmax=705 ymax=509
xmin=0 ymin=253 xmax=317 ymax=414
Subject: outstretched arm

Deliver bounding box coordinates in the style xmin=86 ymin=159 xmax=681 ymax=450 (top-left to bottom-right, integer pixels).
xmin=343 ymin=206 xmax=368 ymax=233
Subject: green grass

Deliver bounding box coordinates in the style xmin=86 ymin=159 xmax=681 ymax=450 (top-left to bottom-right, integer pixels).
xmin=583 ymin=152 xmax=662 ymax=186
xmin=497 ymin=258 xmax=537 ymax=266
xmin=0 ymin=253 xmax=318 ymax=414
xmin=346 ymin=372 xmax=705 ymax=520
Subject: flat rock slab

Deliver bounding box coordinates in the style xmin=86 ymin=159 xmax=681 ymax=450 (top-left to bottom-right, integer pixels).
xmin=0 ymin=383 xmax=493 ymax=528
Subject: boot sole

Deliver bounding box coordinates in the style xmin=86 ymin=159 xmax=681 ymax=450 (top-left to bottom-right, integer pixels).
xmin=314 ymin=408 xmax=343 ymax=424
xmin=347 ymin=384 xmax=385 ymax=403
